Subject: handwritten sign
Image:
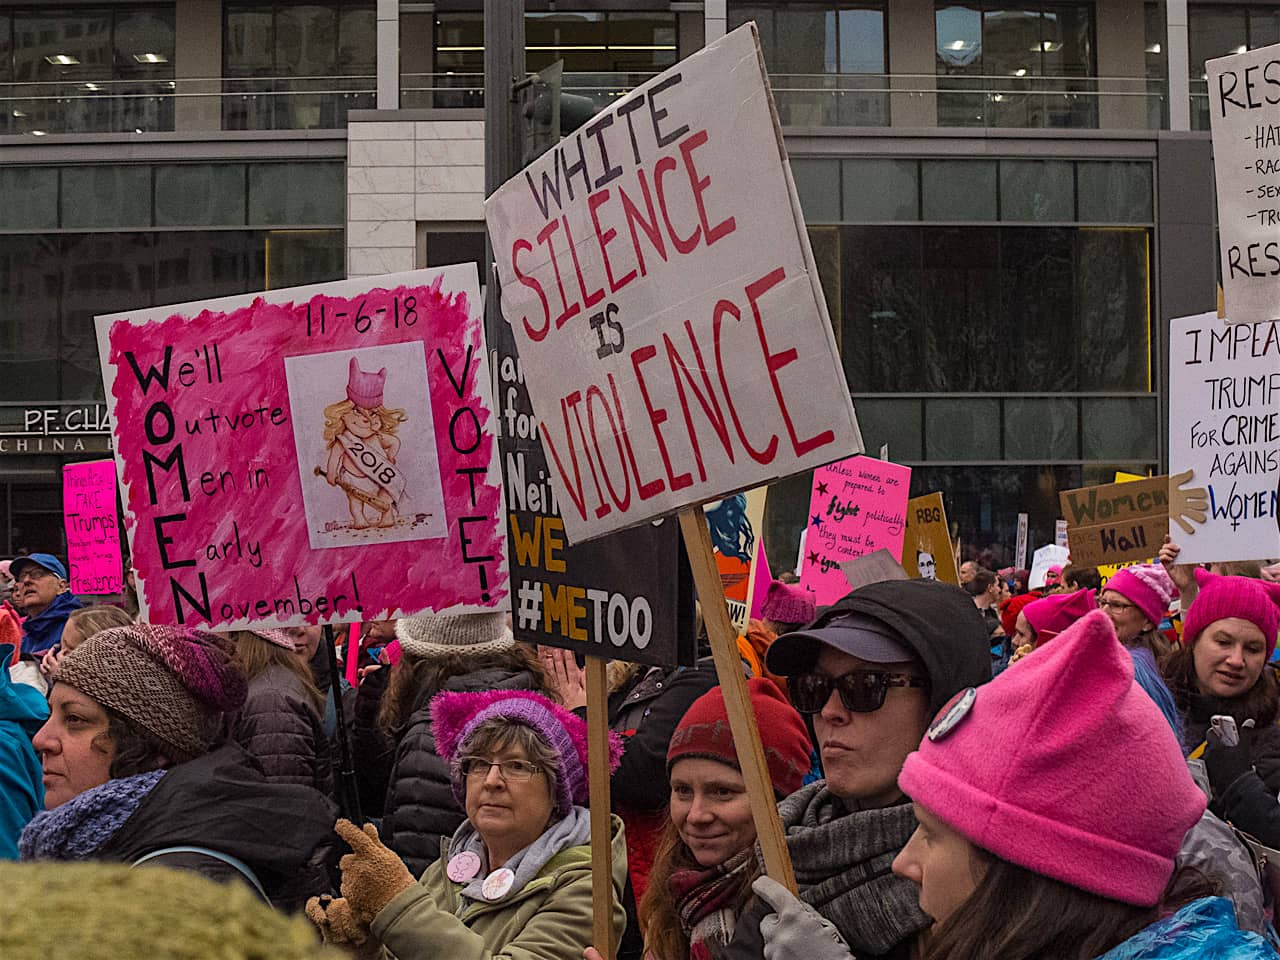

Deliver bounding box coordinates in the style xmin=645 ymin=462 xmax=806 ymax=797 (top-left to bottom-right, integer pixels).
xmin=62 ymin=460 xmax=122 ymax=594
xmin=1207 ymin=43 xmax=1280 ymax=325
xmin=485 ymin=24 xmax=861 ymax=545
xmin=1168 ymin=311 xmax=1280 ymax=563
xmin=800 ymin=455 xmax=910 ymax=605
xmin=492 ymin=295 xmax=693 ymax=667
xmin=1059 ymin=476 xmax=1169 ymax=567
xmin=96 ymin=266 xmax=508 ymax=629
xmin=1029 ymin=544 xmax=1070 ymax=589
xmin=904 ymin=492 xmax=958 ymax=585
xmin=1015 ymin=513 xmax=1029 ymax=570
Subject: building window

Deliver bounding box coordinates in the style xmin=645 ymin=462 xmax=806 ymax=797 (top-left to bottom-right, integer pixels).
xmin=223 ymin=0 xmax=375 ymax=130
xmin=729 ymin=2 xmax=888 ymax=125
xmin=935 ymin=2 xmax=1096 ymax=128
xmin=0 ymin=5 xmax=175 ymax=135
xmin=1188 ymin=5 xmax=1280 ymax=129
xmin=1144 ymin=2 xmax=1167 ymax=128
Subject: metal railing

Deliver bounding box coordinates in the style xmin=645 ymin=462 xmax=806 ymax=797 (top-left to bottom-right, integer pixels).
xmin=0 ymin=75 xmax=376 ymax=135
xmin=0 ymin=71 xmax=1169 ymax=136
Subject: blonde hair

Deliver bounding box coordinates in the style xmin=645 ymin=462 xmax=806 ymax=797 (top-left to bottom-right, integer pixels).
xmin=64 ymin=605 xmax=133 ymax=650
xmin=322 ymin=399 xmax=408 ymax=444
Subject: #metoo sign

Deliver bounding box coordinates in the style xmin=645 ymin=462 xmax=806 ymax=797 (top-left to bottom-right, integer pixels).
xmin=97 ymin=266 xmax=507 ymax=629
xmin=486 ymin=24 xmax=861 ymax=544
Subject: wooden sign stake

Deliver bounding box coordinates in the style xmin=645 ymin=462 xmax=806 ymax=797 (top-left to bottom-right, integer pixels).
xmin=586 ymin=655 xmax=616 ymax=959
xmin=677 ymin=508 xmax=799 ymax=893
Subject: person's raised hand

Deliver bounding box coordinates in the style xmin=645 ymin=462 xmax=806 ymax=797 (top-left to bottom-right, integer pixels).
xmin=539 ymin=645 xmax=588 ymax=710
xmin=1159 ymin=535 xmax=1197 ymax=593
xmin=334 ymin=818 xmax=415 ymax=924
xmin=305 ymin=894 xmax=371 ymax=947
xmin=753 ymin=876 xmax=856 ymax=960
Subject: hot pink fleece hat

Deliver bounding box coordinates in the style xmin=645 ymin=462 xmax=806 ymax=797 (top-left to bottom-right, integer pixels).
xmin=899 ymin=610 xmax=1206 ymax=907
xmin=1023 ymin=587 xmax=1097 ymax=642
xmin=1105 ymin=564 xmax=1177 ymax=627
xmin=346 ymin=356 xmax=386 ymax=409
xmin=1183 ymin=568 xmax=1280 ymax=659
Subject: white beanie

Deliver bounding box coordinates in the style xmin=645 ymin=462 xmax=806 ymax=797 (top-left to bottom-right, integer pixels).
xmin=393 ymin=612 xmax=514 ymax=658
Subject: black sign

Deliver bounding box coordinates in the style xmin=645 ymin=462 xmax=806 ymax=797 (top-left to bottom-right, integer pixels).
xmin=490 ymin=306 xmax=694 ymax=667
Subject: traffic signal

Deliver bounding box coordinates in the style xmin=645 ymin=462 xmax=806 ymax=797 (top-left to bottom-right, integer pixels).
xmin=517 ymin=61 xmax=601 ymax=166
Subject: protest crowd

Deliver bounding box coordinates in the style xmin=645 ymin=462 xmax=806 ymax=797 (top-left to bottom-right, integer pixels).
xmin=3 ymin=535 xmax=1280 ymax=960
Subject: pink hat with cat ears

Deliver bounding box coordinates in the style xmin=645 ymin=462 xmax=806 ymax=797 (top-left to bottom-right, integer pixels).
xmin=346 ymin=357 xmax=386 ymax=409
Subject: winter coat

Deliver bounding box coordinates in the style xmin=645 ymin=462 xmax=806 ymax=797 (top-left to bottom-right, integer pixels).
xmin=1214 ymin=769 xmax=1280 ymax=849
xmin=96 ymin=742 xmax=340 ymax=912
xmin=380 ymin=665 xmax=540 ymax=877
xmin=369 ymin=814 xmax=627 ymax=960
xmin=1095 ymin=896 xmax=1275 ymax=958
xmin=232 ymin=664 xmax=331 ymax=794
xmin=350 ymin=665 xmax=393 ymax=818
xmin=19 ymin=591 xmax=81 ymax=656
xmin=0 ymin=652 xmax=46 ymax=858
xmin=1183 ymin=693 xmax=1280 ymax=793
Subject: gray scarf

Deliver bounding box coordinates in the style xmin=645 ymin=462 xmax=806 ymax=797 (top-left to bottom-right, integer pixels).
xmin=779 ymin=781 xmax=931 ymax=956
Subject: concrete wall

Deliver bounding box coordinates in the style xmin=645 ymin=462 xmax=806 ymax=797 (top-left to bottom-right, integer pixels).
xmin=346 ymin=111 xmax=484 ymax=278
xmin=174 ymin=0 xmax=222 ymax=132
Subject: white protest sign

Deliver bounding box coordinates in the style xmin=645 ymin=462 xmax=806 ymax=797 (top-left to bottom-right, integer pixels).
xmin=1029 ymin=543 xmax=1069 ymax=589
xmin=1168 ymin=311 xmax=1280 ymax=563
xmin=1207 ymin=44 xmax=1280 ymax=325
xmin=485 ymin=24 xmax=861 ymax=544
xmin=1015 ymin=513 xmax=1029 ymax=570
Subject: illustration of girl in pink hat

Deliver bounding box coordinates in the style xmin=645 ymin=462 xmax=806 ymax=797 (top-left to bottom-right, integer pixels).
xmin=322 ymin=357 xmax=408 ymax=529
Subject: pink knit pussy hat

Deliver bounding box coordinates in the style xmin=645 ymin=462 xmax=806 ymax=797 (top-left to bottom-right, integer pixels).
xmin=1183 ymin=568 xmax=1280 ymax=659
xmin=1105 ymin=564 xmax=1176 ymax=627
xmin=899 ymin=610 xmax=1206 ymax=907
xmin=1022 ymin=587 xmax=1097 ymax=643
xmin=346 ymin=356 xmax=386 ymax=409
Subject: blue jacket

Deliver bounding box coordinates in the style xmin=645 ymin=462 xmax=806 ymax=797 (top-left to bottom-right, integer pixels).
xmin=0 ymin=646 xmax=47 ymax=858
xmin=20 ymin=591 xmax=81 ymax=655
xmin=1097 ymin=897 xmax=1276 ymax=959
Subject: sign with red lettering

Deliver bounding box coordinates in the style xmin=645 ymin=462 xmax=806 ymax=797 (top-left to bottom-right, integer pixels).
xmin=95 ymin=266 xmax=508 ymax=628
xmin=486 ymin=24 xmax=861 ymax=544
xmin=1207 ymin=43 xmax=1280 ymax=325
xmin=62 ymin=459 xmax=122 ymax=595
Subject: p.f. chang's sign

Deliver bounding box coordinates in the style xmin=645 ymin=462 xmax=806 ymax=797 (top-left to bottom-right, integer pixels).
xmin=0 ymin=403 xmax=114 ymax=454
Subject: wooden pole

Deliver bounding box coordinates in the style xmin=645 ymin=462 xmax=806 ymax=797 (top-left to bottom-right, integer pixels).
xmin=677 ymin=508 xmax=798 ymax=893
xmin=586 ymin=655 xmax=616 ymax=959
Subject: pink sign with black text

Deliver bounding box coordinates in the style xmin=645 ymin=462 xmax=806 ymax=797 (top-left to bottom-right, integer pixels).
xmin=95 ymin=266 xmax=507 ymax=629
xmin=800 ymin=455 xmax=911 ymax=605
xmin=62 ymin=459 xmax=123 ymax=595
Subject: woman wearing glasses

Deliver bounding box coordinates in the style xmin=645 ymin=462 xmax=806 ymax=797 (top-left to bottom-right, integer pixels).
xmin=307 ymin=689 xmax=626 ymax=959
xmin=719 ymin=579 xmax=992 ymax=960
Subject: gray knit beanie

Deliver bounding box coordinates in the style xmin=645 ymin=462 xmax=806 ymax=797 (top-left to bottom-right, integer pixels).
xmin=393 ymin=612 xmax=514 ymax=659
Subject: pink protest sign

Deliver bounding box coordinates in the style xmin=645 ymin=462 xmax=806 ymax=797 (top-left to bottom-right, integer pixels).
xmin=800 ymin=455 xmax=911 ymax=605
xmin=95 ymin=265 xmax=507 ymax=629
xmin=62 ymin=459 xmax=122 ymax=595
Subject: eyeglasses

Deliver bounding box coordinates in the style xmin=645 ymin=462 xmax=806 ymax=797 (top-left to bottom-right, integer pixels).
xmin=1098 ymin=598 xmax=1137 ymax=613
xmin=790 ymin=670 xmax=930 ymax=714
xmin=458 ymin=756 xmax=542 ymax=781
xmin=15 ymin=569 xmax=55 ymax=585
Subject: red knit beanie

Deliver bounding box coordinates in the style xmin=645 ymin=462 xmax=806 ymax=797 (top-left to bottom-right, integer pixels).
xmin=667 ymin=678 xmax=811 ymax=798
xmin=1183 ymin=569 xmax=1280 ymax=659
xmin=1000 ymin=593 xmax=1039 ymax=638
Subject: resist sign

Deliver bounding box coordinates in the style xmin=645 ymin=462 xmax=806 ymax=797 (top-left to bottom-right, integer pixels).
xmin=96 ymin=266 xmax=508 ymax=629
xmin=1168 ymin=311 xmax=1280 ymax=563
xmin=486 ymin=24 xmax=861 ymax=544
xmin=63 ymin=459 xmax=122 ymax=595
xmin=1208 ymin=43 xmax=1280 ymax=324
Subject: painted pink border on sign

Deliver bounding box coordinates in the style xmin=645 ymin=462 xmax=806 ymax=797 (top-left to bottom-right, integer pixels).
xmin=103 ymin=274 xmax=507 ymax=628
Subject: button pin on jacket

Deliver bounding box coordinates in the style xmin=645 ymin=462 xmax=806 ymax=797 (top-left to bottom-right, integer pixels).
xmin=482 ymin=867 xmax=515 ymax=900
xmin=447 ymin=851 xmax=482 ymax=882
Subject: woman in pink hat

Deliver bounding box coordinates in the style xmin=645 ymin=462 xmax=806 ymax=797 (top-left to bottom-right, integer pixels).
xmin=1008 ymin=587 xmax=1096 ymax=657
xmin=751 ymin=611 xmax=1273 ymax=959
xmin=1161 ymin=569 xmax=1280 ymax=778
xmin=1099 ymin=564 xmax=1177 ymax=655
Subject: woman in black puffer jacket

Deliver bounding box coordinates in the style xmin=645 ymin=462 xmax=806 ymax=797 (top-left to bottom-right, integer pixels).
xmin=350 ymin=611 xmax=552 ymax=876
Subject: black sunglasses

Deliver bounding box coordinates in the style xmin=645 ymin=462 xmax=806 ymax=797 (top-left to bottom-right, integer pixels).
xmin=790 ymin=670 xmax=930 ymax=714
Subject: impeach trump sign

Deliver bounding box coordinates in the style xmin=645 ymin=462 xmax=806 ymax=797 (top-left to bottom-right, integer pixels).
xmin=486 ymin=24 xmax=862 ymax=544
xmin=96 ymin=266 xmax=508 ymax=629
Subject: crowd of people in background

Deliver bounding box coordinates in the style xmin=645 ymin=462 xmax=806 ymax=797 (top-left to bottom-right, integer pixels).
xmin=2 ymin=538 xmax=1280 ymax=960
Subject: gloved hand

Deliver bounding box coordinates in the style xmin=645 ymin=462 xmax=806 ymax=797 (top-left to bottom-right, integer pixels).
xmin=305 ymin=893 xmax=369 ymax=945
xmin=753 ymin=876 xmax=856 ymax=960
xmin=334 ymin=819 xmax=416 ymax=925
xmin=1205 ymin=724 xmax=1254 ymax=799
